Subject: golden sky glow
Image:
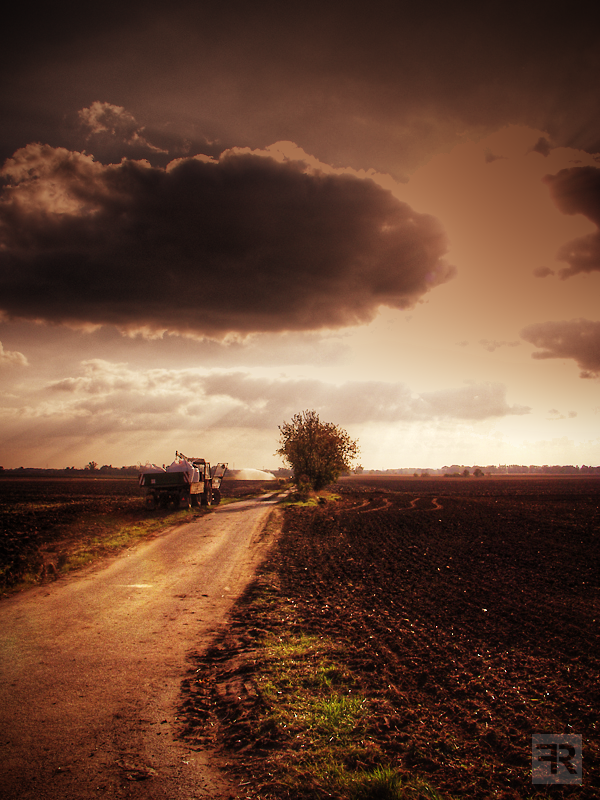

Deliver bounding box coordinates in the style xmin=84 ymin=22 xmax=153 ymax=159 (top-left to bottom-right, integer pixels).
xmin=0 ymin=2 xmax=598 ymax=470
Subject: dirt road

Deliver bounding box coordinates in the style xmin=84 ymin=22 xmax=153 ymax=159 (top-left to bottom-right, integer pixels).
xmin=0 ymin=493 xmax=281 ymax=800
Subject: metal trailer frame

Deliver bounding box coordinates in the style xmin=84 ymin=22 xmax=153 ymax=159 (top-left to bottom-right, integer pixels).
xmin=139 ymin=452 xmax=228 ymax=510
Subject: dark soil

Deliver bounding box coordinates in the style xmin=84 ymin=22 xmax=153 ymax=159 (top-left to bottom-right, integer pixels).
xmin=0 ymin=476 xmax=277 ymax=590
xmin=182 ymin=477 xmax=600 ymax=799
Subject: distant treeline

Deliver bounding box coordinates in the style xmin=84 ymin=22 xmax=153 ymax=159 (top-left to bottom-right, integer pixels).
xmin=0 ymin=465 xmax=140 ymax=477
xmin=0 ymin=464 xmax=598 ymax=478
xmin=355 ymin=464 xmax=600 ymax=476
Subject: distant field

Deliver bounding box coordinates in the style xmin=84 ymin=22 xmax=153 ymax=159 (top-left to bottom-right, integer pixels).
xmin=337 ymin=472 xmax=600 ymax=494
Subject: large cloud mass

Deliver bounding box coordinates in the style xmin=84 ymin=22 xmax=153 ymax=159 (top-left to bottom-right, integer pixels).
xmin=0 ymin=144 xmax=454 ymax=337
xmin=2 ymin=3 xmax=600 ymax=176
xmin=521 ymin=319 xmax=600 ymax=378
xmin=544 ymin=166 xmax=600 ymax=278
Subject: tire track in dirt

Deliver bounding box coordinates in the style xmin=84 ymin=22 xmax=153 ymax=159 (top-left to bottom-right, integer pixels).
xmin=355 ymin=496 xmax=443 ymax=513
xmin=356 ymin=497 xmax=393 ymax=513
xmin=407 ymin=496 xmax=444 ymax=511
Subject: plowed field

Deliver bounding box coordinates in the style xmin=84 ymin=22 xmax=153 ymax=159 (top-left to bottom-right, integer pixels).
xmin=0 ymin=476 xmax=275 ymax=590
xmin=193 ymin=477 xmax=600 ymax=798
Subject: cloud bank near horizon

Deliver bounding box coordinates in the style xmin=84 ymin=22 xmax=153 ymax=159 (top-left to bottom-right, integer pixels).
xmin=0 ymin=359 xmax=530 ymax=466
xmin=39 ymin=361 xmax=529 ymax=435
xmin=0 ymin=144 xmax=455 ymax=338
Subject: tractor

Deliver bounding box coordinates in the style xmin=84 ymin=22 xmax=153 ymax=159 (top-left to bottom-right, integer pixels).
xmin=138 ymin=451 xmax=227 ymax=509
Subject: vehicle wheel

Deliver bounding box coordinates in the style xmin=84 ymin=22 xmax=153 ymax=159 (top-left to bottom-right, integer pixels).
xmin=212 ymin=489 xmax=221 ymax=505
xmin=201 ymin=490 xmax=212 ymax=506
xmin=191 ymin=494 xmax=199 ymax=507
xmin=145 ymin=494 xmax=157 ymax=509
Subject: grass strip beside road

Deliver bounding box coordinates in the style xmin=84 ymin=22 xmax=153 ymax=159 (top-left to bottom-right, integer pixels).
xmin=1 ymin=480 xmax=283 ymax=596
xmin=1 ymin=501 xmax=205 ymax=594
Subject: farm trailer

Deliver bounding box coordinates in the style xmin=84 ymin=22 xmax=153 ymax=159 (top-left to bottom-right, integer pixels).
xmin=139 ymin=452 xmax=228 ymax=509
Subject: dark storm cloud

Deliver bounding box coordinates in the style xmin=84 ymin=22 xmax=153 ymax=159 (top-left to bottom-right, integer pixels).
xmin=531 ymin=137 xmax=552 ymax=157
xmin=544 ymin=166 xmax=600 ymax=278
xmin=1 ymin=2 xmax=599 ymax=176
xmin=521 ymin=319 xmax=600 ymax=378
xmin=0 ymin=145 xmax=454 ymax=337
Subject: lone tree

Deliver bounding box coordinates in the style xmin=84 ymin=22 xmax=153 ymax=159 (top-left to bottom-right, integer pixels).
xmin=276 ymin=410 xmax=359 ymax=491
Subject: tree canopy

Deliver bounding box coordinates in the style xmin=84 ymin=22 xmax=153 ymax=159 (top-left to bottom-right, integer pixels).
xmin=276 ymin=410 xmax=359 ymax=491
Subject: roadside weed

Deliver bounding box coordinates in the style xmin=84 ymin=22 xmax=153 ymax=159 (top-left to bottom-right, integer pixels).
xmin=347 ymin=768 xmax=448 ymax=800
xmin=230 ymin=581 xmax=453 ymax=800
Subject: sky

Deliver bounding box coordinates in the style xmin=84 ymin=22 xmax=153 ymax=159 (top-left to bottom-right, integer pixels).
xmin=0 ymin=0 xmax=599 ymax=471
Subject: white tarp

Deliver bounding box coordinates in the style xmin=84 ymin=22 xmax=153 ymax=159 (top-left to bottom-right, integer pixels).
xmin=166 ymin=458 xmax=199 ymax=482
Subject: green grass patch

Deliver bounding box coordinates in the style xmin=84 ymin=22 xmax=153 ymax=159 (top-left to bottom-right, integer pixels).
xmin=0 ymin=477 xmax=290 ymax=595
xmin=0 ymin=501 xmax=211 ymax=593
xmin=347 ymin=768 xmax=448 ymax=800
xmin=223 ymin=577 xmax=453 ymax=800
xmin=280 ymin=489 xmax=342 ymax=508
xmin=49 ymin=507 xmax=198 ymax=574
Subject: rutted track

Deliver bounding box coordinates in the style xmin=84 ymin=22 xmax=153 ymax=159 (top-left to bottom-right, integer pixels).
xmin=354 ymin=495 xmax=443 ymax=514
